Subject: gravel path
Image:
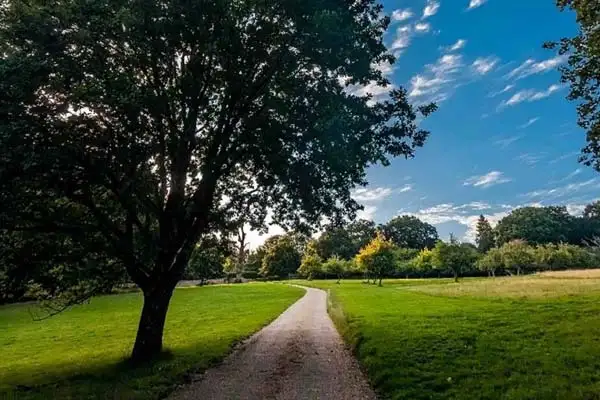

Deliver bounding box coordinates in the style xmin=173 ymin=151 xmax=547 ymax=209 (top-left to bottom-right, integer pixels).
xmin=169 ymin=286 xmax=376 ymax=400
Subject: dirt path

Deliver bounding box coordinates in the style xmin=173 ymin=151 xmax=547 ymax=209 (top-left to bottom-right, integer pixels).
xmin=169 ymin=286 xmax=376 ymax=400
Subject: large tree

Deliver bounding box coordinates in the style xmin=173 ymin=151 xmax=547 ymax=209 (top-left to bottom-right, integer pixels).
xmin=0 ymin=0 xmax=434 ymax=360
xmin=546 ymin=1 xmax=600 ymax=170
xmin=380 ymin=215 xmax=438 ymax=250
xmin=495 ymin=206 xmax=574 ymax=246
xmin=314 ymin=219 xmax=376 ymax=260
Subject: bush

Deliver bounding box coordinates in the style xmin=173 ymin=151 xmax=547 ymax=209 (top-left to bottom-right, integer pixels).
xmin=410 ymin=248 xmax=437 ymax=277
xmin=534 ymin=243 xmax=598 ymax=270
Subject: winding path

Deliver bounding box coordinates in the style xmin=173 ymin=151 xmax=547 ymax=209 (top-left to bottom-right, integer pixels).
xmin=169 ymin=286 xmax=376 ymax=400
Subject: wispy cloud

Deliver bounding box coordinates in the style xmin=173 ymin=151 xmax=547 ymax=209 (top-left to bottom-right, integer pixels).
xmin=524 ymin=179 xmax=598 ymax=200
xmin=498 ymin=84 xmax=563 ymax=109
xmin=346 ymin=80 xmax=396 ymax=105
xmin=471 ymin=56 xmax=500 ymax=75
xmin=399 ymin=184 xmax=413 ymax=193
xmin=505 ymin=55 xmax=568 ymax=80
xmin=488 ymin=84 xmax=514 ymax=98
xmin=463 ymin=171 xmax=512 ymax=188
xmin=391 ymin=8 xmax=414 ymax=22
xmin=357 ymin=205 xmax=377 ymax=220
xmin=390 ymin=25 xmax=413 ymax=57
xmin=468 ymin=0 xmax=487 ymax=10
xmin=352 ymin=187 xmax=394 ymax=202
xmin=516 ymin=152 xmax=546 ymax=166
xmin=494 ymin=135 xmax=522 ymax=148
xmin=422 ymin=0 xmax=440 ymax=19
xmin=445 ymin=39 xmax=467 ymax=52
xmin=518 ymin=117 xmax=540 ymax=129
xmin=548 ymin=150 xmax=580 ymax=164
xmin=408 ymin=53 xmax=463 ymax=103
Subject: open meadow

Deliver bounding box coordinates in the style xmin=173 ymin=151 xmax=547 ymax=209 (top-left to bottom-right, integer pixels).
xmin=297 ymin=272 xmax=600 ymax=400
xmin=0 ymin=283 xmax=304 ymax=399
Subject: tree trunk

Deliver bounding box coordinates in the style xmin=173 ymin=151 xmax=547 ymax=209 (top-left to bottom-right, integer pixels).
xmin=378 ymin=275 xmax=383 ymax=286
xmin=453 ymin=270 xmax=459 ymax=282
xmin=130 ymin=285 xmax=175 ymax=362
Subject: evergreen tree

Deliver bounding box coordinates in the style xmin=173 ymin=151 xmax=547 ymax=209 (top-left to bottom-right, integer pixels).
xmin=475 ymin=215 xmax=495 ymax=252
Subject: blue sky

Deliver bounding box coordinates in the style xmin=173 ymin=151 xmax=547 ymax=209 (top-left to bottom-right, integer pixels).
xmin=351 ymin=0 xmax=600 ymax=243
xmin=249 ymin=0 xmax=599 ymax=247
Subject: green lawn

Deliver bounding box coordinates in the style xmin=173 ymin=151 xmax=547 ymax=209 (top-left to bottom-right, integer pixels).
xmin=0 ymin=283 xmax=304 ymax=399
xmin=297 ymin=275 xmax=600 ymax=400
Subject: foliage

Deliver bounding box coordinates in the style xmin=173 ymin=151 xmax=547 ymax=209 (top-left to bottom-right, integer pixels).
xmin=476 ymin=247 xmax=504 ymax=277
xmin=495 ymin=206 xmax=574 ymax=245
xmin=499 ymin=240 xmax=535 ymax=275
xmin=0 ymin=0 xmax=434 ymax=360
xmin=355 ymin=232 xmax=397 ymax=286
xmin=533 ymin=243 xmax=597 ymax=271
xmin=475 ymin=215 xmax=495 ymax=252
xmin=545 ymin=1 xmax=600 ymax=170
xmin=410 ymin=248 xmax=437 ymax=276
xmin=431 ymin=239 xmax=479 ymax=281
xmin=394 ymin=248 xmax=420 ymax=276
xmin=322 ymin=256 xmax=350 ymax=283
xmin=297 ymin=241 xmax=323 ymax=279
xmin=584 ymin=200 xmax=600 ymax=219
xmin=185 ymin=236 xmax=231 ymax=283
xmin=314 ymin=219 xmax=376 ymax=260
xmin=260 ymin=235 xmax=301 ymax=278
xmin=0 ymin=284 xmax=303 ymax=399
xmin=381 ymin=216 xmax=438 ymax=250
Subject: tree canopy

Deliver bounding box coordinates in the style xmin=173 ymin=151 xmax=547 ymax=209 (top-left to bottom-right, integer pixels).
xmin=0 ymin=0 xmax=435 ymax=361
xmin=494 ymin=206 xmax=574 ymax=245
xmin=380 ymin=215 xmax=438 ymax=250
xmin=475 ymin=215 xmax=495 ymax=252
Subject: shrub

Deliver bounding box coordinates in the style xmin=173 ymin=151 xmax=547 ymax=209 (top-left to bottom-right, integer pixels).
xmin=322 ymin=256 xmax=349 ymax=283
xmin=410 ymin=248 xmax=436 ymax=277
xmin=499 ymin=240 xmax=535 ymax=275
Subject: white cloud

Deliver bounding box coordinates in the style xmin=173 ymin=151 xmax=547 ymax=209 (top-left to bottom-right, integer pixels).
xmin=463 ymin=171 xmax=512 ymax=188
xmin=422 ymin=0 xmax=440 ymax=19
xmin=409 ymin=53 xmax=463 ymax=103
xmin=415 ymin=22 xmax=431 ymax=32
xmin=488 ymin=84 xmax=514 ymax=98
xmin=390 ymin=25 xmax=413 ymax=57
xmin=565 ymin=168 xmax=583 ymax=180
xmin=391 ymin=8 xmax=414 ymax=22
xmin=567 ymin=204 xmax=586 ymax=216
xmin=518 ymin=117 xmax=540 ymax=129
xmin=404 ymin=203 xmax=509 ymax=243
xmin=399 ymin=184 xmax=413 ymax=193
xmin=352 ymin=187 xmax=394 ymax=202
xmin=471 ymin=56 xmax=499 ymax=75
xmin=357 ymin=205 xmax=378 ymax=220
xmin=506 ymin=55 xmax=568 ymax=80
xmin=468 ymin=0 xmax=487 ymax=9
xmin=494 ymin=135 xmax=522 ymax=148
xmin=524 ymin=179 xmax=598 ymax=200
xmin=498 ymin=84 xmax=563 ymax=108
xmin=373 ymin=60 xmax=394 ymax=76
xmin=446 ymin=39 xmax=467 ymax=52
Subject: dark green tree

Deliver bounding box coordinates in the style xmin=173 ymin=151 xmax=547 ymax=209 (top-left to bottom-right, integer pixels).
xmin=546 ymin=1 xmax=600 ymax=170
xmin=314 ymin=219 xmax=376 ymax=260
xmin=475 ymin=215 xmax=495 ymax=252
xmin=495 ymin=206 xmax=574 ymax=246
xmin=260 ymin=235 xmax=301 ymax=278
xmin=0 ymin=0 xmax=434 ymax=360
xmin=381 ymin=215 xmax=438 ymax=249
xmin=185 ymin=235 xmax=231 ymax=284
xmin=584 ymin=201 xmax=600 ymax=219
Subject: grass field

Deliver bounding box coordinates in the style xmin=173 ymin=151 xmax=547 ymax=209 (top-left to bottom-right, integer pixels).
xmin=0 ymin=283 xmax=304 ymax=399
xmin=297 ymin=275 xmax=600 ymax=400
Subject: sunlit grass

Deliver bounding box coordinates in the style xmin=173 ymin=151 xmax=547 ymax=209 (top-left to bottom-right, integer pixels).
xmin=0 ymin=283 xmax=304 ymax=399
xmin=299 ymin=278 xmax=600 ymax=399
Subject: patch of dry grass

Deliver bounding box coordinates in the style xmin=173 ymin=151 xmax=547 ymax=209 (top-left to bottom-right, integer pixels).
xmin=537 ymin=268 xmax=600 ymax=279
xmin=407 ymin=275 xmax=600 ymax=298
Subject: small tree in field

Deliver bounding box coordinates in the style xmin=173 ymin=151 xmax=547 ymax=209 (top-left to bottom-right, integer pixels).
xmin=322 ymin=256 xmax=348 ymax=283
xmin=297 ymin=241 xmax=323 ymax=280
xmin=476 ymin=247 xmax=503 ymax=277
xmin=500 ymin=240 xmax=535 ymax=276
xmin=431 ymin=238 xmax=479 ymax=282
xmin=355 ymin=232 xmax=396 ymax=286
